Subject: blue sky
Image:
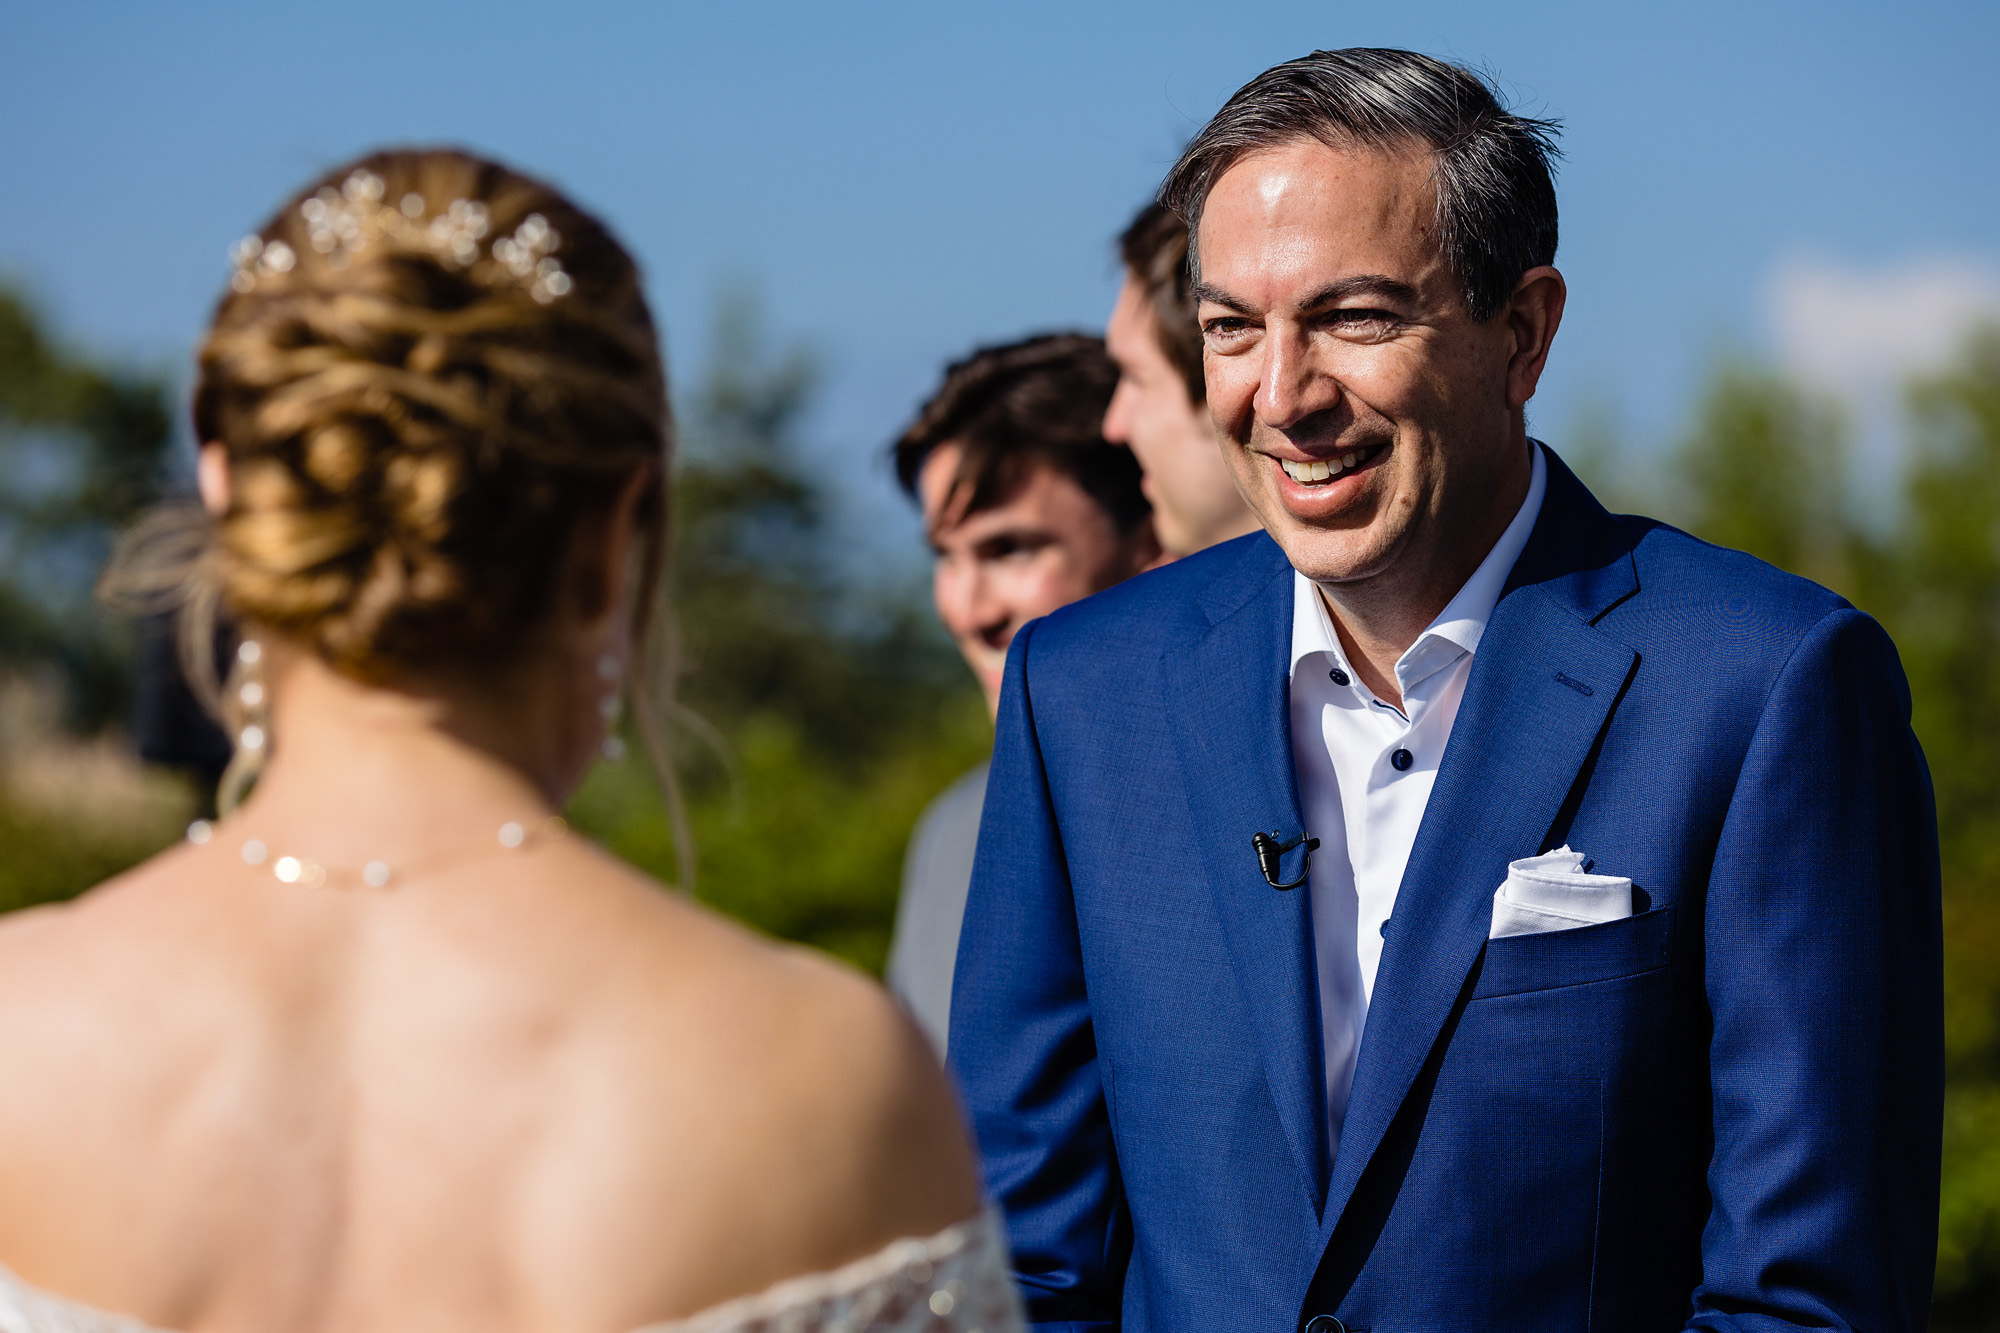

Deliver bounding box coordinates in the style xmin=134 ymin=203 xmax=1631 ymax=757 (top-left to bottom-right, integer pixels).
xmin=4 ymin=0 xmax=1994 ymax=560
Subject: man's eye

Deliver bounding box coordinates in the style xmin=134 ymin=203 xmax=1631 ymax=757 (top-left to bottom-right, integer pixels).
xmin=1328 ymin=308 xmax=1400 ymax=332
xmin=1203 ymin=318 xmax=1253 ymax=343
xmin=977 ymin=536 xmax=1044 ymax=562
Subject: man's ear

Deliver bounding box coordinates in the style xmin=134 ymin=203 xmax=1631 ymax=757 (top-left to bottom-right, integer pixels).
xmin=197 ymin=443 xmax=231 ymax=515
xmin=569 ymin=464 xmax=658 ymax=627
xmin=1502 ymin=266 xmax=1567 ymax=412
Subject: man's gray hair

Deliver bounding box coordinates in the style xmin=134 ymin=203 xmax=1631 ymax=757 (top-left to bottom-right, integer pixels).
xmin=1160 ymin=48 xmax=1561 ymax=322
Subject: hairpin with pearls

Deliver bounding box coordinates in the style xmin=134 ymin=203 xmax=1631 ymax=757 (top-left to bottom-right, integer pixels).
xmin=229 ymin=169 xmax=572 ymax=303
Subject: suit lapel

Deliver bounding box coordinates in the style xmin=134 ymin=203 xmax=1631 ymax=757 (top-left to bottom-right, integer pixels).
xmin=1161 ymin=535 xmax=1332 ymax=1211
xmin=1316 ymin=453 xmax=1643 ymax=1242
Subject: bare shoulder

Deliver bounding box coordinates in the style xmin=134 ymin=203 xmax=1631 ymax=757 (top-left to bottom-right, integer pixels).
xmin=0 ymin=846 xmax=192 ymax=1009
xmin=0 ymin=846 xmax=219 ymax=1172
xmin=0 ymin=899 xmax=79 ymax=1042
xmin=754 ymin=940 xmax=981 ymax=1235
xmin=567 ymin=847 xmax=981 ymax=1265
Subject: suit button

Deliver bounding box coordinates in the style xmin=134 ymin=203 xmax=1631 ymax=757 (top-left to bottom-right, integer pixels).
xmin=1390 ymin=747 xmax=1413 ymax=771
xmin=1303 ymin=1317 xmax=1346 ymax=1333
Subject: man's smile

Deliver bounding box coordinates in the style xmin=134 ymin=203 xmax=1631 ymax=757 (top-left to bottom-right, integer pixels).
xmin=1273 ymin=441 xmax=1389 ymax=487
xmin=1258 ymin=440 xmax=1392 ymax=518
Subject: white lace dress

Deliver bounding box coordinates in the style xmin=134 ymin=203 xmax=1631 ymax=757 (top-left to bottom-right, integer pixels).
xmin=0 ymin=1210 xmax=1023 ymax=1333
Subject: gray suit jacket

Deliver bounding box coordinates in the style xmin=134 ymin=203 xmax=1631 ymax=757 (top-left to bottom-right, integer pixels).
xmin=886 ymin=760 xmax=989 ymax=1054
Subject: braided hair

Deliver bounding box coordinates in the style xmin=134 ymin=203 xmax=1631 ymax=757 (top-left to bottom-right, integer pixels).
xmin=107 ymin=148 xmax=687 ymax=869
xmin=193 ymin=147 xmax=668 ymax=673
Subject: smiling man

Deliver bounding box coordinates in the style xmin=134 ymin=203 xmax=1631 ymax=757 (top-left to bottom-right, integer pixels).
xmin=949 ymin=49 xmax=1942 ymax=1333
xmin=885 ymin=333 xmax=1157 ymax=1053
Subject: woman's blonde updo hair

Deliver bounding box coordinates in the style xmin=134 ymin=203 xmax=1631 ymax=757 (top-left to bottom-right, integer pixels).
xmin=111 ymin=147 xmax=684 ymax=857
xmin=195 ymin=146 xmax=669 ymax=673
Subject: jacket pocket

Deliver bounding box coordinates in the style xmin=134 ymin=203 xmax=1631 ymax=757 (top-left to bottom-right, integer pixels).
xmin=1470 ymin=904 xmax=1676 ymax=1000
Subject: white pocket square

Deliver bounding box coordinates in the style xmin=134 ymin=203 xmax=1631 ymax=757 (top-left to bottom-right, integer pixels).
xmin=1489 ymin=845 xmax=1633 ymax=939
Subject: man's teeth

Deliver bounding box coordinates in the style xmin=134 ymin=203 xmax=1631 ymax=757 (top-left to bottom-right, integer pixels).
xmin=1280 ymin=449 xmax=1371 ymax=485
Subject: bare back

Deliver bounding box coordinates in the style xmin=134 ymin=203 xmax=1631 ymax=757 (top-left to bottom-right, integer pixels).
xmin=0 ymin=833 xmax=977 ymax=1333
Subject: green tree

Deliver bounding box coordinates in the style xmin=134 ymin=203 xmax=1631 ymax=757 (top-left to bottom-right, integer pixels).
xmin=1673 ymin=362 xmax=1854 ymax=594
xmin=566 ymin=289 xmax=987 ymax=971
xmin=667 ymin=289 xmax=964 ymax=766
xmin=1666 ymin=336 xmax=2000 ymax=1326
xmin=1552 ymin=393 xmax=1649 ymax=516
xmin=0 ymin=288 xmax=188 ymax=911
xmin=0 ymin=288 xmax=176 ymax=727
xmin=1891 ymin=328 xmax=2000 ymax=1325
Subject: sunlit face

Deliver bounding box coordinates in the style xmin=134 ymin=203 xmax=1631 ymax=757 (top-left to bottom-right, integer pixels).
xmin=1103 ymin=275 xmax=1255 ymax=557
xmin=1194 ymin=138 xmax=1542 ymax=587
xmin=919 ymin=444 xmax=1157 ymax=716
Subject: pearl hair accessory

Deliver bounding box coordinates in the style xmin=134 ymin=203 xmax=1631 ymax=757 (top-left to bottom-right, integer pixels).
xmin=229 ymin=169 xmax=573 ymax=303
xmin=185 ymin=814 xmax=568 ymax=890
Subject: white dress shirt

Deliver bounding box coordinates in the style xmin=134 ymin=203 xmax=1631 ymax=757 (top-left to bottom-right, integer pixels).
xmin=1289 ymin=443 xmax=1546 ymax=1162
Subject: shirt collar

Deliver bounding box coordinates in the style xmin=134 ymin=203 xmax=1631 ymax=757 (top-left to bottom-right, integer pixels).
xmin=1288 ymin=442 xmax=1548 ymax=690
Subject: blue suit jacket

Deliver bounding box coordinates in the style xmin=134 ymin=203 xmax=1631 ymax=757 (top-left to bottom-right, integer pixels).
xmin=948 ymin=451 xmax=1942 ymax=1332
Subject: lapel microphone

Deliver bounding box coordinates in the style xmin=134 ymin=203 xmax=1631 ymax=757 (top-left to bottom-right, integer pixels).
xmin=1251 ymin=830 xmax=1320 ymax=890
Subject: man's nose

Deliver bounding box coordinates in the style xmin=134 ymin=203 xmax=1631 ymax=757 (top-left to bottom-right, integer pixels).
xmin=1102 ymin=380 xmax=1136 ymax=445
xmin=964 ymin=567 xmax=1014 ymax=642
xmin=1255 ymin=326 xmax=1330 ymax=429
xmin=933 ymin=558 xmax=975 ymax=638
xmin=936 ymin=560 xmax=1005 ymax=641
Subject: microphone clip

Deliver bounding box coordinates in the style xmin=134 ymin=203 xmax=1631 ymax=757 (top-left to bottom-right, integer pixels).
xmin=1251 ymin=830 xmax=1320 ymax=890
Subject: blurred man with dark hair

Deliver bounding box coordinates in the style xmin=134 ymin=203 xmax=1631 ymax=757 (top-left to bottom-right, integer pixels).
xmin=1103 ymin=201 xmax=1260 ymax=557
xmin=886 ymin=333 xmax=1158 ymax=1051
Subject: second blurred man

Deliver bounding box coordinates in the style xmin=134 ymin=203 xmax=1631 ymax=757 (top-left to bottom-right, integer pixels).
xmin=1103 ymin=202 xmax=1260 ymax=557
xmin=888 ymin=204 xmax=1266 ymax=1052
xmin=885 ymin=334 xmax=1156 ymax=1051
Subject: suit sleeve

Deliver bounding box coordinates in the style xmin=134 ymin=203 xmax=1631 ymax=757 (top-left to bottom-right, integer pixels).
xmin=948 ymin=619 xmax=1128 ymax=1333
xmin=1690 ymin=607 xmax=1943 ymax=1331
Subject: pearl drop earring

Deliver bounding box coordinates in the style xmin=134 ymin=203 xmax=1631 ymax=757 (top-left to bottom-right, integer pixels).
xmin=597 ymin=651 xmax=626 ymax=762
xmin=217 ymin=637 xmax=270 ymax=813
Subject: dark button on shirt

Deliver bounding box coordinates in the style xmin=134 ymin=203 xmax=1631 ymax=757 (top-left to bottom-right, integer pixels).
xmin=1390 ymin=747 xmax=1414 ymax=772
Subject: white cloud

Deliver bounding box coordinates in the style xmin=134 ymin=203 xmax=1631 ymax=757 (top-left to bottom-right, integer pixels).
xmin=1763 ymin=254 xmax=2000 ymax=512
xmin=1766 ymin=252 xmax=2000 ymax=391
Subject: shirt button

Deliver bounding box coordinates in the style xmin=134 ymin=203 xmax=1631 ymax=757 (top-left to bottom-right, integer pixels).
xmin=1391 ymin=747 xmax=1413 ymax=771
xmin=1328 ymin=666 xmax=1350 ymax=687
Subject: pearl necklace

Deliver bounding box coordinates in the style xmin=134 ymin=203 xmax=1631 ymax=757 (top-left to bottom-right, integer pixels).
xmin=184 ymin=815 xmax=568 ymax=889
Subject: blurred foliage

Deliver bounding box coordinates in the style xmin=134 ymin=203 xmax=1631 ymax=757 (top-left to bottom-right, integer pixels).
xmin=0 ymin=289 xmax=176 ymax=729
xmin=664 ymin=293 xmax=974 ymax=770
xmin=571 ymin=701 xmax=987 ymax=972
xmin=564 ymin=290 xmax=987 ymax=974
xmin=0 ymin=290 xmax=189 ymax=913
xmin=1672 ymin=364 xmax=1854 ymax=590
xmin=5 ymin=280 xmax=1999 ymax=1318
xmin=1584 ymin=332 xmax=2000 ymax=1327
xmin=0 ymin=779 xmax=190 ymax=915
xmin=1898 ymin=331 xmax=2000 ymax=1329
